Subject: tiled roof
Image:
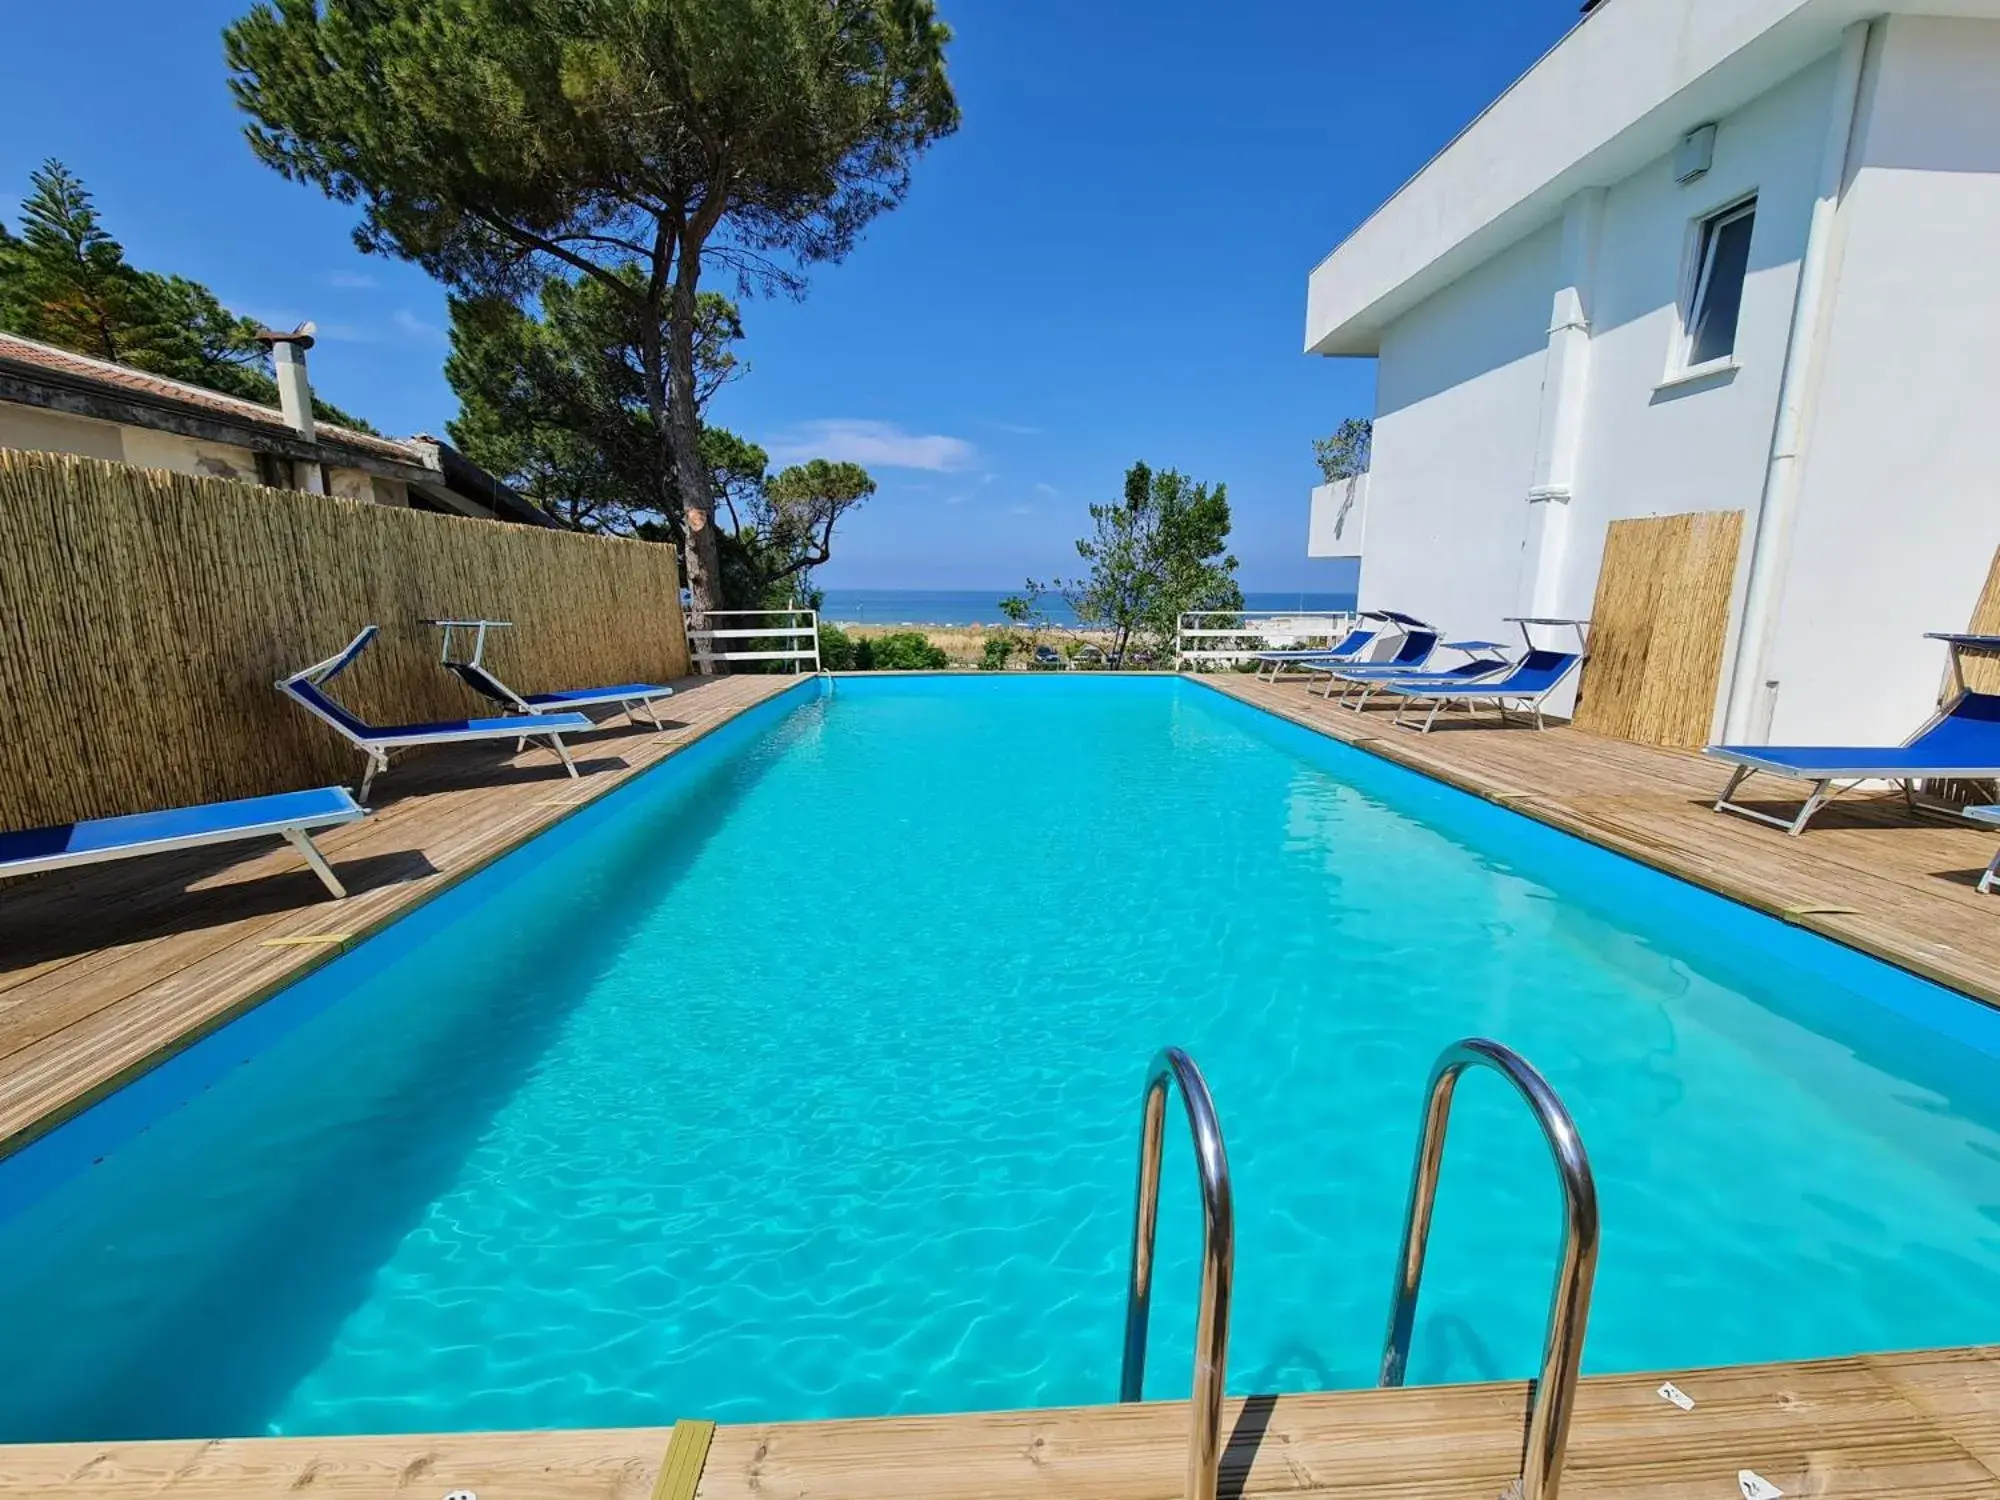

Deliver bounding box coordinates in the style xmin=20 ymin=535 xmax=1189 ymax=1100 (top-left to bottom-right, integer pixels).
xmin=0 ymin=331 xmax=423 ymax=467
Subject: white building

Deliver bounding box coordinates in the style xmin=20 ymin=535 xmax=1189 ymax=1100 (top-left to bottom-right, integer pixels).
xmin=1305 ymin=0 xmax=2000 ymax=744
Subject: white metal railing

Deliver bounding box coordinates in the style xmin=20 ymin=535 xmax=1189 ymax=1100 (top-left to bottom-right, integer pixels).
xmin=690 ymin=608 xmax=822 ymax=673
xmin=1176 ymin=610 xmax=1357 ymax=670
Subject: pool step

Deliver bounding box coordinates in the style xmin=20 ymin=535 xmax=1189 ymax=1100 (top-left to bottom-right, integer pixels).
xmin=10 ymin=1346 xmax=1995 ymax=1499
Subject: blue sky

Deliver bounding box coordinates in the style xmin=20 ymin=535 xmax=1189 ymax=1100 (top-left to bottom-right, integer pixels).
xmin=0 ymin=1 xmax=1583 ymax=591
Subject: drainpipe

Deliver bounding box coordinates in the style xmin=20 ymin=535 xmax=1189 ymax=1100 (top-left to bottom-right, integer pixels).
xmin=1719 ymin=20 xmax=1874 ymax=742
xmin=1518 ymin=187 xmax=1605 ymax=621
xmin=256 ymin=322 xmax=324 ymax=494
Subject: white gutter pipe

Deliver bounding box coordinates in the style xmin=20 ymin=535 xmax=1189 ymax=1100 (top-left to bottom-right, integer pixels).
xmin=1720 ymin=19 xmax=1875 ymax=743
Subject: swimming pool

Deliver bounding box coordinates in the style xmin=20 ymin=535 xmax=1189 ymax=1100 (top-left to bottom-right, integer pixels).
xmin=4 ymin=674 xmax=1999 ymax=1442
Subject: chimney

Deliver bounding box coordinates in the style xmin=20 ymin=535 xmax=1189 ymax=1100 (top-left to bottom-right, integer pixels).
xmin=256 ymin=322 xmax=318 ymax=443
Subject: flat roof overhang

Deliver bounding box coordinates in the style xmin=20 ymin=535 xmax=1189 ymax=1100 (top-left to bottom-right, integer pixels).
xmin=1305 ymin=0 xmax=2000 ymax=357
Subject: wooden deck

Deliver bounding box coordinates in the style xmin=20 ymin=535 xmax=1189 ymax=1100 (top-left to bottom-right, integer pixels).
xmin=9 ymin=1344 xmax=2000 ymax=1497
xmin=1200 ymin=673 xmax=2000 ymax=1010
xmin=0 ymin=672 xmax=802 ymax=1157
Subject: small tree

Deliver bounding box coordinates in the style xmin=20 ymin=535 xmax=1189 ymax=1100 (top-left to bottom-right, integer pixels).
xmin=225 ymin=0 xmax=959 ymax=622
xmin=1313 ymin=417 xmax=1373 ymax=483
xmin=714 ymin=456 xmax=876 ymax=613
xmin=1016 ymin=461 xmax=1243 ymax=667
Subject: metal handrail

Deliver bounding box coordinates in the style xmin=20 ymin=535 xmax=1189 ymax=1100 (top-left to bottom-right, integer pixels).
xmin=1120 ymin=1047 xmax=1235 ymax=1500
xmin=1379 ymin=1038 xmax=1599 ymax=1500
xmin=689 ymin=608 xmax=823 ymax=673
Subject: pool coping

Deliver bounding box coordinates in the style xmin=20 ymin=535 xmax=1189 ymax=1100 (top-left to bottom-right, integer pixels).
xmin=1190 ymin=672 xmax=2000 ymax=1014
xmin=7 ymin=1344 xmax=2000 ymax=1498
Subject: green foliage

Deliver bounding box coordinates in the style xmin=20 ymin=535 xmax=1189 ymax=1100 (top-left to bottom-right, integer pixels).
xmin=1016 ymin=461 xmax=1242 ymax=665
xmin=980 ymin=635 xmax=1012 ymax=671
xmin=856 ymin=630 xmax=948 ymax=671
xmin=224 ymin=0 xmax=958 ymax=612
xmin=1313 ymin=417 xmax=1373 ymax=483
xmin=0 ymin=160 xmax=375 ymax=430
xmin=818 ymin=621 xmax=858 ymax=671
xmin=444 ymin=273 xmax=744 ymax=533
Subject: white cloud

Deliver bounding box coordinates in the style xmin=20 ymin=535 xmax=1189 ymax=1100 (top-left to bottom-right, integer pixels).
xmin=767 ymin=418 xmax=976 ymax=472
xmin=1033 ymin=481 xmax=1060 ymax=497
xmin=325 ymin=270 xmax=379 ymax=290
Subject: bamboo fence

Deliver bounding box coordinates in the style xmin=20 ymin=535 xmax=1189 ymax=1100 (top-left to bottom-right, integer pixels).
xmin=1959 ymin=546 xmax=2000 ymax=695
xmin=0 ymin=450 xmax=689 ymax=829
xmin=1573 ymin=509 xmax=1744 ymax=749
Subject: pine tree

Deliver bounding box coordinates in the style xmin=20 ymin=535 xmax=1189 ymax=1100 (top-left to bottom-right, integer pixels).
xmin=0 ymin=159 xmax=377 ymax=430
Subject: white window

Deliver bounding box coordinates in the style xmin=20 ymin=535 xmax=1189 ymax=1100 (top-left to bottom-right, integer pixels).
xmin=1681 ymin=198 xmax=1755 ymax=370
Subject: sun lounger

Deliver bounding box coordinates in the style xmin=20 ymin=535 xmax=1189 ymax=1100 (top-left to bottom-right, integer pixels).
xmin=0 ymin=787 xmax=365 ymax=899
xmin=1303 ymin=627 xmax=1441 ymax=698
xmin=1709 ymin=692 xmax=2000 ymax=835
xmin=1378 ymin=649 xmax=1583 ymax=731
xmin=278 ymin=627 xmax=593 ymax=803
xmin=1337 ymin=648 xmax=1514 ymax=711
xmin=427 ymin=619 xmax=673 ymax=730
xmin=1252 ymin=625 xmax=1378 ymax=681
xmin=429 ymin=618 xmax=672 ymax=728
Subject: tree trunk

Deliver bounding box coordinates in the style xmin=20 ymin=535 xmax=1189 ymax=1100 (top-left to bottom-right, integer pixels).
xmin=663 ymin=256 xmax=725 ymax=668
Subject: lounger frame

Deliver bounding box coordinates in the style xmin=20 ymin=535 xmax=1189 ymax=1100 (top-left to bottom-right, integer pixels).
xmin=429 ymin=618 xmax=673 ymax=730
xmin=447 ymin=661 xmax=671 ymax=731
xmin=1709 ymin=635 xmax=2000 ymax=836
xmin=279 ymin=628 xmax=591 ymax=802
xmin=1708 ymin=753 xmax=1996 ymax=836
xmin=0 ymin=789 xmax=365 ymax=899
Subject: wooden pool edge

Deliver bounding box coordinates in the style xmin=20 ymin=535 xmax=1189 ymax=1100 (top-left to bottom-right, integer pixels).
xmin=1188 ymin=672 xmax=2000 ymax=1015
xmin=8 ymin=1345 xmax=1999 ymax=1498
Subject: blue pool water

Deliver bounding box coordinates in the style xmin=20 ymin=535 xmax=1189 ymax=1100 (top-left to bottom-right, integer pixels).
xmin=5 ymin=676 xmax=2000 ymax=1441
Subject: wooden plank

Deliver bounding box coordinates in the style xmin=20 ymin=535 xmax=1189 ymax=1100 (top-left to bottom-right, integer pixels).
xmin=652 ymin=1420 xmax=715 ymax=1500
xmin=8 ymin=1348 xmax=2000 ymax=1498
xmin=0 ymin=674 xmax=801 ymax=1156
xmin=0 ymin=1425 xmax=676 ymax=1498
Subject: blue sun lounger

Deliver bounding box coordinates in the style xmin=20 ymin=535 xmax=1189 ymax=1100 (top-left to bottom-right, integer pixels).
xmin=1304 ymin=624 xmax=1441 ymax=699
xmin=428 ymin=619 xmax=673 ymax=729
xmin=1336 ymin=645 xmax=1514 ymax=711
xmin=279 ymin=627 xmax=594 ymax=803
xmin=0 ymin=787 xmax=365 ymax=899
xmin=1252 ymin=624 xmax=1378 ymax=681
xmin=1374 ymin=619 xmax=1587 ymax=731
xmin=1709 ymin=691 xmax=2000 ymax=835
xmin=1378 ymin=649 xmax=1582 ymax=731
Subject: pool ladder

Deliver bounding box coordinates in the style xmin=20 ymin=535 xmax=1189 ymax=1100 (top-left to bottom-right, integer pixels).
xmin=1118 ymin=1037 xmax=1599 ymax=1500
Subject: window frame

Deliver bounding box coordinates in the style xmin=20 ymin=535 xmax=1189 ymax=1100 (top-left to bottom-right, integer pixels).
xmin=1668 ymin=193 xmax=1758 ymax=382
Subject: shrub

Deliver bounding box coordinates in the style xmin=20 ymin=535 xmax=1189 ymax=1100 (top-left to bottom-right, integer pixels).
xmin=818 ymin=621 xmax=858 ymax=671
xmin=866 ymin=629 xmax=950 ymax=670
xmin=981 ymin=635 xmax=1012 ymax=671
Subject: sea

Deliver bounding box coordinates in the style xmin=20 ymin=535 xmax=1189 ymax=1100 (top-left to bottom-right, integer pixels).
xmin=819 ymin=588 xmax=1359 ymax=627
